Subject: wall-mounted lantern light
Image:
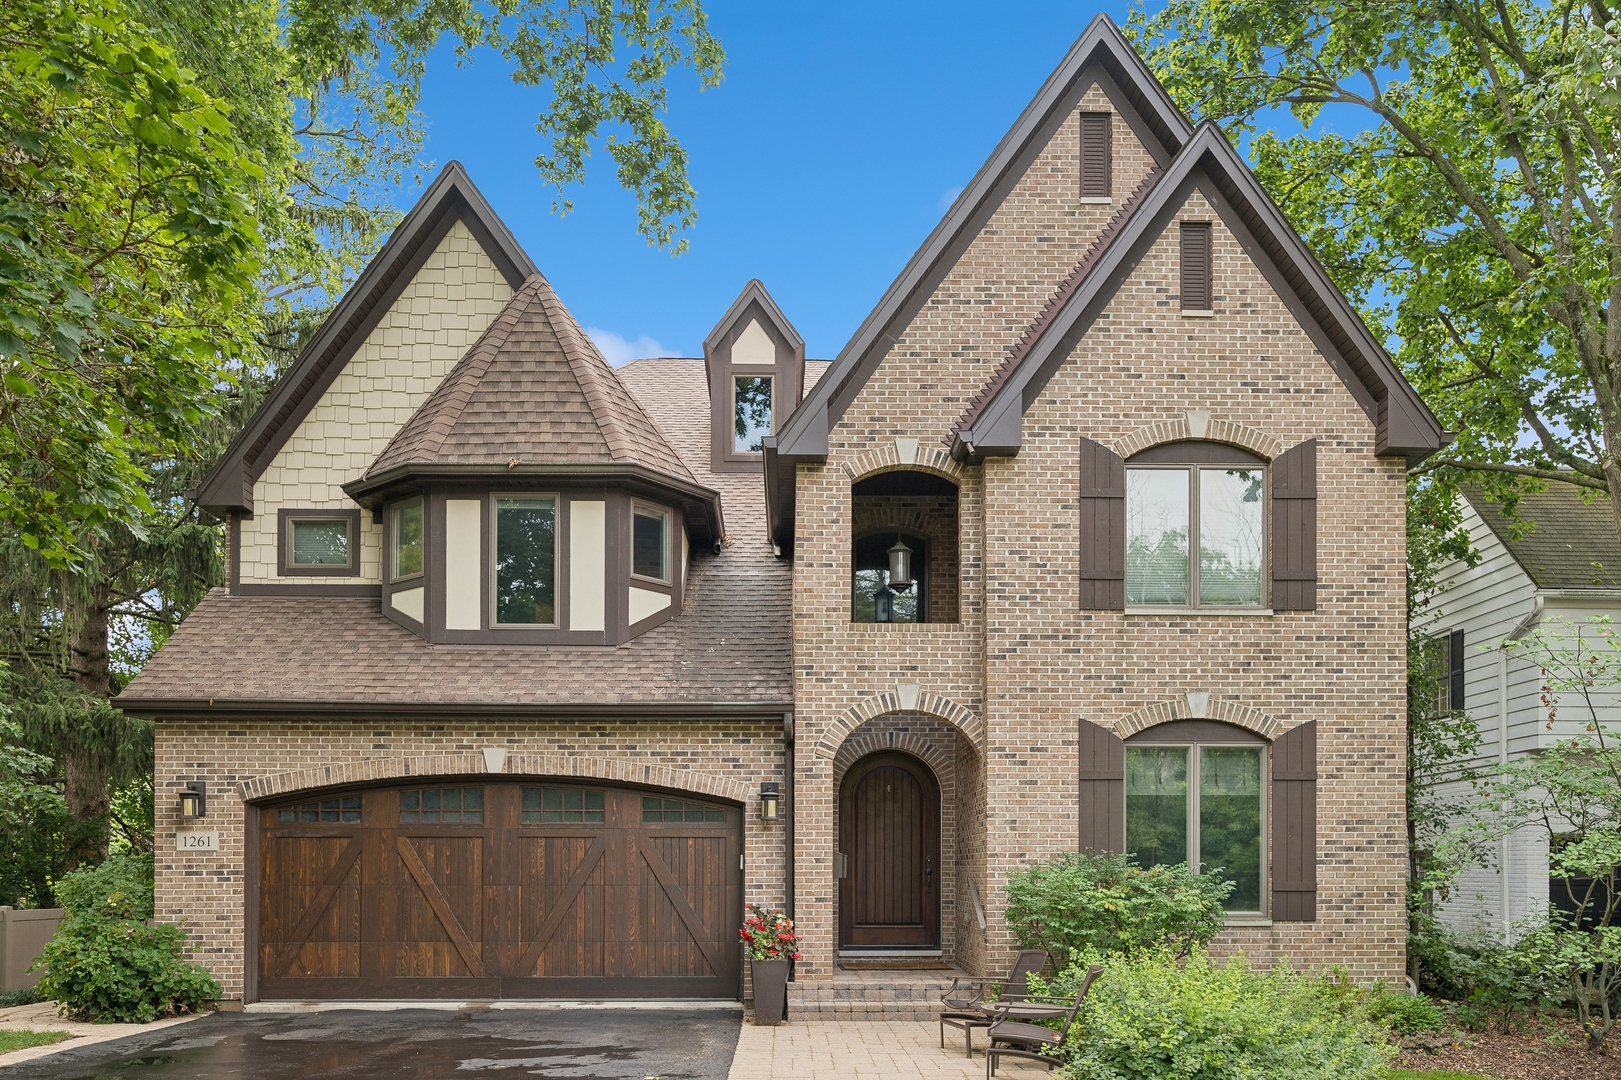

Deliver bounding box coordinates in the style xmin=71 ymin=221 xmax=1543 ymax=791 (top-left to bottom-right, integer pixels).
xmin=178 ymin=781 xmax=207 ymax=820
xmin=759 ymin=781 xmax=782 ymax=823
xmin=886 ymin=537 xmax=913 ymax=592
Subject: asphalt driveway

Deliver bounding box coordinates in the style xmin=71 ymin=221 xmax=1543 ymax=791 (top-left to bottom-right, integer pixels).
xmin=2 ymin=1006 xmax=744 ymax=1080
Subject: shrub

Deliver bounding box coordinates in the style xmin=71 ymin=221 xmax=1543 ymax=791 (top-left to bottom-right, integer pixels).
xmin=1051 ymin=950 xmax=1395 ymax=1080
xmin=35 ymin=853 xmax=219 ymax=1022
xmin=1368 ymin=991 xmax=1446 ymax=1035
xmin=1005 ymin=851 xmax=1231 ymax=965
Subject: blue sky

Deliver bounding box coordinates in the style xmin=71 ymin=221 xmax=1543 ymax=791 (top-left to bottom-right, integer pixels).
xmin=411 ymin=1 xmax=1141 ymax=363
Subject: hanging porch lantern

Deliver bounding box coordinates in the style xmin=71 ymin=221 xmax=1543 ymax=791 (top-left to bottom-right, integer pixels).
xmin=875 ymin=584 xmax=896 ymax=623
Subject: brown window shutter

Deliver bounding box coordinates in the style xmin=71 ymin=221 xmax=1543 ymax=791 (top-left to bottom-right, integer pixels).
xmin=1078 ymin=437 xmax=1126 ymax=610
xmin=1079 ymin=113 xmax=1111 ymax=199
xmin=1270 ymin=439 xmax=1317 ymax=611
xmin=1078 ymin=720 xmax=1125 ymax=854
xmin=1271 ymin=721 xmax=1317 ymax=921
xmin=1448 ymin=629 xmax=1465 ymax=710
xmin=1179 ymin=222 xmax=1211 ymax=310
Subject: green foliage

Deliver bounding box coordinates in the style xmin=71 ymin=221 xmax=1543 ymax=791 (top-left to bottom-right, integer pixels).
xmin=0 ymin=1029 xmax=70 ymax=1052
xmin=1368 ymin=991 xmax=1446 ymax=1036
xmin=0 ymin=708 xmax=68 ymax=907
xmin=35 ymin=853 xmax=218 ymax=1022
xmin=1004 ymin=851 xmax=1231 ymax=966
xmin=0 ymin=0 xmax=264 ymax=567
xmin=1048 ymin=950 xmax=1394 ymax=1080
xmin=1128 ymin=1 xmax=1621 ymax=529
xmin=0 ymin=985 xmax=45 ymax=1008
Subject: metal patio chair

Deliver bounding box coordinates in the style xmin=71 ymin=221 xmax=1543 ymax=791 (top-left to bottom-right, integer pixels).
xmin=984 ymin=963 xmax=1103 ymax=1077
xmin=937 ymin=949 xmax=1048 ymax=1058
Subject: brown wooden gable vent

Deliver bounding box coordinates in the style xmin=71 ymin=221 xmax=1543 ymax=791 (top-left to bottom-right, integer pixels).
xmin=1079 ymin=113 xmax=1112 ymax=199
xmin=1179 ymin=220 xmax=1212 ymax=311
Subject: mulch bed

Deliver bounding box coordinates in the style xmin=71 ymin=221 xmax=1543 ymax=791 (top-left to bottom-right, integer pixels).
xmin=1393 ymin=1017 xmax=1620 ymax=1079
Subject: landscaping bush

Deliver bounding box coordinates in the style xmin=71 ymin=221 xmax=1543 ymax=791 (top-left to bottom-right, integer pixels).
xmin=1005 ymin=851 xmax=1232 ymax=965
xmin=1368 ymin=990 xmax=1446 ymax=1035
xmin=1046 ymin=950 xmax=1395 ymax=1080
xmin=35 ymin=853 xmax=219 ymax=1022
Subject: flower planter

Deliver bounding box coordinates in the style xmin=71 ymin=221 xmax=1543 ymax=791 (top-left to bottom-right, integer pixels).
xmin=750 ymin=958 xmax=790 ymax=1025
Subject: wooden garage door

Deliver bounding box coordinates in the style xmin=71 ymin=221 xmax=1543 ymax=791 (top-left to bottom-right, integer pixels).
xmin=256 ymin=781 xmax=741 ymax=999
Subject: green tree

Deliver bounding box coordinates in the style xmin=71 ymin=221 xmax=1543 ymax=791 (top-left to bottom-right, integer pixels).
xmin=1128 ymin=1 xmax=1621 ymax=532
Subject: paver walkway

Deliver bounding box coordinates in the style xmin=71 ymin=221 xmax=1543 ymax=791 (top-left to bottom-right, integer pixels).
xmin=0 ymin=1001 xmax=203 ymax=1069
xmin=726 ymin=1020 xmax=1054 ymax=1079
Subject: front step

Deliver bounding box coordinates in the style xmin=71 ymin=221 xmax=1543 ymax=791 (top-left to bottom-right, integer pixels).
xmin=786 ymin=970 xmax=964 ymax=1021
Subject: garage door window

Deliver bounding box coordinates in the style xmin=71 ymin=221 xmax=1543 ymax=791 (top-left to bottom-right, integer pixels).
xmin=522 ymin=787 xmax=605 ymax=822
xmin=643 ymin=796 xmax=725 ymax=822
xmin=277 ymin=795 xmax=361 ymax=822
xmin=399 ymin=786 xmax=484 ymax=823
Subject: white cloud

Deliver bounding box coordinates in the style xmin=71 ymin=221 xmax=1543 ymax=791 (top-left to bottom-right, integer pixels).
xmin=587 ymin=327 xmax=667 ymax=367
xmin=938 ymin=185 xmax=965 ymax=211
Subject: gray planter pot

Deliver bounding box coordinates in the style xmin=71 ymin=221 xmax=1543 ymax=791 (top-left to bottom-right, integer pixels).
xmin=750 ymin=958 xmax=790 ymax=1025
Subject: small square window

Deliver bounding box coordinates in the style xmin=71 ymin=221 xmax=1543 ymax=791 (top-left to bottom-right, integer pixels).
xmin=633 ymin=507 xmax=669 ymax=582
xmin=392 ymin=499 xmax=424 ymax=580
xmin=279 ymin=510 xmax=360 ymax=576
xmin=291 ymin=520 xmax=350 ymax=566
xmin=399 ymin=786 xmax=483 ymax=823
xmin=277 ymin=795 xmax=361 ymax=823
xmin=734 ymin=376 xmax=772 ymax=453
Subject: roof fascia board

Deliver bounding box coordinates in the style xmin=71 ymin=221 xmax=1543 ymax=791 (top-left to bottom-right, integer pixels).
xmin=773 ymin=15 xmax=1192 ymax=461
xmin=195 ymin=162 xmax=537 ymax=511
xmin=114 ymin=698 xmax=792 ymax=721
xmin=962 ymin=126 xmax=1442 ymax=460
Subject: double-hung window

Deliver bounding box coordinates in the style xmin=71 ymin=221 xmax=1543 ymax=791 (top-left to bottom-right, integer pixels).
xmin=1126 ymin=446 xmax=1265 ymax=608
xmin=1126 ymin=726 xmax=1266 ymax=913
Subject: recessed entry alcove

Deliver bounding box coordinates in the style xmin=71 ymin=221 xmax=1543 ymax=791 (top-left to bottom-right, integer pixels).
xmin=850 ymin=470 xmax=960 ymax=623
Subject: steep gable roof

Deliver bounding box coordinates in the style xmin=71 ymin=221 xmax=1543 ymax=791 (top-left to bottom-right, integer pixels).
xmin=952 ymin=123 xmax=1444 ymax=463
xmin=361 ymin=276 xmax=696 ymax=483
xmin=1463 ymin=484 xmax=1621 ymax=591
xmin=195 ymin=162 xmax=536 ymax=513
xmin=768 ymin=14 xmax=1191 ymax=464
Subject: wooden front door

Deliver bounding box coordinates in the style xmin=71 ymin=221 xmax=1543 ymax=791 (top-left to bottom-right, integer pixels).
xmin=838 ymin=752 xmax=941 ymax=949
xmin=257 ymin=781 xmax=741 ymax=999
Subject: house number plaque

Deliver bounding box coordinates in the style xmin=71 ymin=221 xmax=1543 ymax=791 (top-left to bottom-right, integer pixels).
xmin=175 ymin=831 xmax=218 ymax=852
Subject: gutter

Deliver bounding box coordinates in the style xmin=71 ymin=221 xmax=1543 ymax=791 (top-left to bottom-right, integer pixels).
xmin=113 ymin=698 xmax=794 ymax=722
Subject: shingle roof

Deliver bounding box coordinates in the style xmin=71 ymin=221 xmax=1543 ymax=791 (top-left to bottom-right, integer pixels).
xmin=1464 ymin=484 xmax=1621 ymax=590
xmin=366 ymin=275 xmax=695 ymax=484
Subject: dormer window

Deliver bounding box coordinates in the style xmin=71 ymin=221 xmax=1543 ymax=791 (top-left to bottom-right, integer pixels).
xmin=494 ymin=495 xmax=557 ymax=626
xmin=734 ymin=376 xmax=773 ymax=453
xmin=632 ymin=504 xmax=670 ymax=582
xmin=391 ymin=498 xmax=424 ymax=581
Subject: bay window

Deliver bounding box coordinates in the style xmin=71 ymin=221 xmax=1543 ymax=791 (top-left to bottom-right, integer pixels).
xmin=494 ymin=496 xmax=556 ymax=626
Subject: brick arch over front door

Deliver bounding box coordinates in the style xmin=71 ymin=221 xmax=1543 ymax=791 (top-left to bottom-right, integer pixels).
xmin=251 ymin=776 xmax=742 ymax=1000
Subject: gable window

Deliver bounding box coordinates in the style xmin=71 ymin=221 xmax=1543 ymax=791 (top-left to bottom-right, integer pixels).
xmin=278 ymin=509 xmax=360 ymax=576
xmin=1126 ymin=447 xmax=1264 ymax=608
xmin=734 ymin=375 xmax=773 ymax=453
xmin=632 ymin=505 xmax=670 ymax=582
xmin=494 ymin=495 xmax=557 ymax=626
xmin=1180 ymin=221 xmax=1212 ymax=311
xmin=390 ymin=498 xmax=424 ymax=581
xmin=1079 ymin=112 xmax=1111 ymax=200
xmin=1127 ymin=726 xmax=1266 ymax=913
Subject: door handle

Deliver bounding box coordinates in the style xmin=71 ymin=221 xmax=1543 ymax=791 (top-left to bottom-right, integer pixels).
xmin=925 ymin=861 xmax=933 ymax=892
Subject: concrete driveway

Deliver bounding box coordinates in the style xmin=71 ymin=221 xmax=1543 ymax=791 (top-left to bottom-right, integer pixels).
xmin=0 ymin=1006 xmax=744 ymax=1080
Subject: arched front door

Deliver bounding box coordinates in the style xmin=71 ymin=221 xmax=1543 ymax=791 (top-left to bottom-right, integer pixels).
xmin=838 ymin=752 xmax=941 ymax=949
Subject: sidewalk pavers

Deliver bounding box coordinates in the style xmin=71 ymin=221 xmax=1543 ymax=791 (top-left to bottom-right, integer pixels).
xmin=726 ymin=1019 xmax=1053 ymax=1079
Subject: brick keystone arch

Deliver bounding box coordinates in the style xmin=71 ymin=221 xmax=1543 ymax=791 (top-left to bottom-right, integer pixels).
xmin=1114 ymin=415 xmax=1283 ymax=461
xmin=236 ymin=752 xmax=752 ymax=805
xmin=832 ymin=725 xmax=954 ymax=785
xmin=814 ymin=689 xmax=983 ymax=761
xmin=841 ymin=440 xmax=965 ymax=484
xmin=1112 ymin=697 xmax=1282 ymax=740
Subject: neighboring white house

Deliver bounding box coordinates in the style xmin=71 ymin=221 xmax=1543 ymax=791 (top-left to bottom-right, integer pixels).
xmin=1420 ymin=483 xmax=1621 ymax=938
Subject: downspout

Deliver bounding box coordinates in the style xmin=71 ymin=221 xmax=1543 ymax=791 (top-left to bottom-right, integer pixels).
xmin=783 ymin=711 xmax=795 ymax=923
xmin=1499 ymin=595 xmax=1543 ymax=940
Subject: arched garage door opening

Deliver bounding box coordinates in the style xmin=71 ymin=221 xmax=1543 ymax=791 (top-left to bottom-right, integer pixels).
xmin=253 ymin=778 xmax=742 ymax=999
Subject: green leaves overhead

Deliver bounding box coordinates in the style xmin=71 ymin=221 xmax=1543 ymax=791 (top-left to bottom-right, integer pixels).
xmin=0 ymin=0 xmax=263 ymax=567
xmin=1129 ymin=2 xmax=1621 ymax=529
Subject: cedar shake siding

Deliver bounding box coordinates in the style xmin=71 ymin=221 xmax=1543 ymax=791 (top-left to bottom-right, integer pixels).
xmin=120 ymin=14 xmax=1437 ymax=1006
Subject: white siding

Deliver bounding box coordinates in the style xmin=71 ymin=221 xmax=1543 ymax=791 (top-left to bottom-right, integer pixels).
xmin=239 ymin=221 xmax=515 ymax=584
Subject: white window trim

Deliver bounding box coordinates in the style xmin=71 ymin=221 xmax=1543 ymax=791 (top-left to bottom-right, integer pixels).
xmin=630 ymin=501 xmax=673 ymax=585
xmin=1124 ymin=738 xmax=1269 ymax=918
xmin=388 ymin=497 xmax=425 ymax=584
xmin=1126 ymin=462 xmax=1268 ymax=611
xmin=490 ymin=492 xmax=561 ymax=629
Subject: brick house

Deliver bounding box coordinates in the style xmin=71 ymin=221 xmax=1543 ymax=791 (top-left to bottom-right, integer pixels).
xmin=119 ymin=15 xmax=1442 ymax=1007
